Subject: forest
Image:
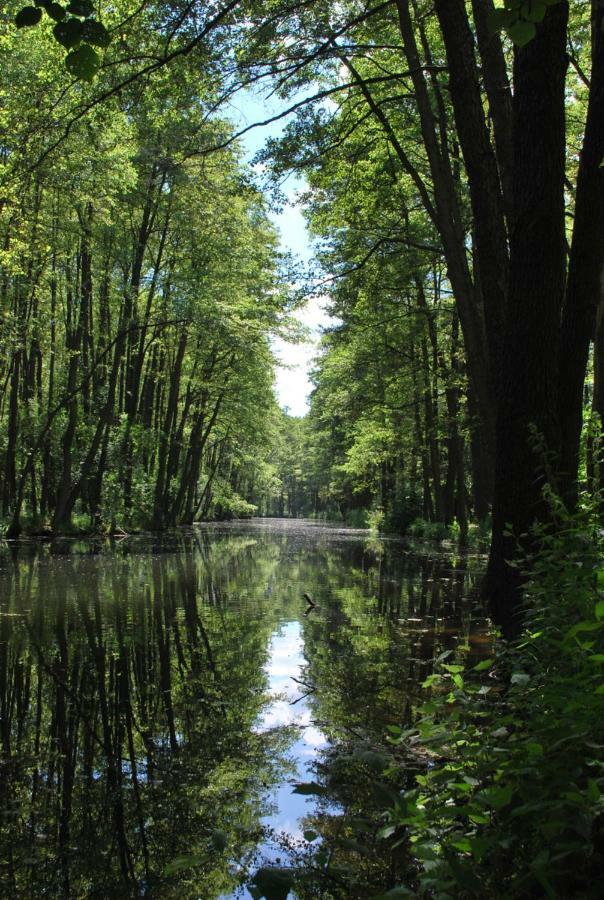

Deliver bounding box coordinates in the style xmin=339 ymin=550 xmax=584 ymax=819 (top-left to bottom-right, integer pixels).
xmin=1 ymin=1 xmax=604 ymax=898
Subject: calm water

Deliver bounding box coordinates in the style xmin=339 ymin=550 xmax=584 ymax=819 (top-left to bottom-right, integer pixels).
xmin=0 ymin=519 xmax=486 ymax=898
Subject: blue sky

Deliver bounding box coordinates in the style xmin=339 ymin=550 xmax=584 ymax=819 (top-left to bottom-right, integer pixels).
xmin=226 ymin=87 xmax=332 ymax=416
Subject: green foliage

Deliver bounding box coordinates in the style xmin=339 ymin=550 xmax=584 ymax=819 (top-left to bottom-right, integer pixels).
xmin=328 ymin=494 xmax=604 ymax=897
xmin=14 ymin=0 xmax=111 ymax=78
xmin=65 ymin=41 xmax=100 ymax=80
xmin=0 ymin=8 xmax=293 ymax=535
xmin=489 ymin=0 xmax=562 ymax=46
xmin=382 ymin=496 xmax=604 ymax=897
xmin=408 ymin=519 xmax=457 ymax=542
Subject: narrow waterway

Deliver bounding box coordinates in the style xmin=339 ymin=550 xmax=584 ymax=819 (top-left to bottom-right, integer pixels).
xmin=0 ymin=519 xmax=486 ymax=897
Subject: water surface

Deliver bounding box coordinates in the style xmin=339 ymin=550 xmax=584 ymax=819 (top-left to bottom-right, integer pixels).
xmin=0 ymin=519 xmax=486 ymax=897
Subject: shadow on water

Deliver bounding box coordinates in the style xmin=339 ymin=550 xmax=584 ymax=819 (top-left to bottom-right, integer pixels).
xmin=0 ymin=519 xmax=487 ymax=897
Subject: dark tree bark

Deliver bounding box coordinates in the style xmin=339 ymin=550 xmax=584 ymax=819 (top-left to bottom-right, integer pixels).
xmin=470 ymin=0 xmax=514 ymax=226
xmin=434 ymin=0 xmax=509 ymax=379
xmin=558 ymin=0 xmax=604 ymax=499
xmin=486 ymin=3 xmax=569 ymax=635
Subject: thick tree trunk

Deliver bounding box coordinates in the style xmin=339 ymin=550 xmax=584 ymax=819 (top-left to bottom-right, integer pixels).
xmin=434 ymin=0 xmax=509 ymax=378
xmin=558 ymin=0 xmax=604 ymax=500
xmin=486 ymin=3 xmax=569 ymax=636
xmin=395 ymin=0 xmax=496 ymax=498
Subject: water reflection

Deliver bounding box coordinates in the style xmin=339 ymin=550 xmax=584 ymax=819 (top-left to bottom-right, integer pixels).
xmin=0 ymin=520 xmax=486 ymax=897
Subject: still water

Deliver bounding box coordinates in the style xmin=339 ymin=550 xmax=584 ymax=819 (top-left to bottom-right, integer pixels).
xmin=0 ymin=519 xmax=486 ymax=898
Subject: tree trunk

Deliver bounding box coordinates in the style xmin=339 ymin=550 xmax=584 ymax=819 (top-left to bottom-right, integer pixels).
xmin=558 ymin=0 xmax=604 ymax=500
xmin=486 ymin=3 xmax=569 ymax=636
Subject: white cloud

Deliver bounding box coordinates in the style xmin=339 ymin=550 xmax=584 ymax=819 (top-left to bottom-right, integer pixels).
xmin=273 ymin=295 xmax=332 ymax=417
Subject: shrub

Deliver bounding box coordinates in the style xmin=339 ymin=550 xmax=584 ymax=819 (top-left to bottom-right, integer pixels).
xmin=380 ymin=489 xmax=604 ymax=897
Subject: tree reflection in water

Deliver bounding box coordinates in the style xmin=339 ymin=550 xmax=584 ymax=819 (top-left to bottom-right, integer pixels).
xmin=0 ymin=521 xmax=486 ymax=898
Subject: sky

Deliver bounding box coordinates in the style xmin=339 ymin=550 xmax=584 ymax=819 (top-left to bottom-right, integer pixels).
xmin=227 ymin=88 xmax=332 ymax=417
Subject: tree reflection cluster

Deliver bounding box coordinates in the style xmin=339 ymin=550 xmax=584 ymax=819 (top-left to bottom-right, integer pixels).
xmin=0 ymin=524 xmax=485 ymax=898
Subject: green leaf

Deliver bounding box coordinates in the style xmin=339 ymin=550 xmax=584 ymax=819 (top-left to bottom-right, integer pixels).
xmin=451 ymin=837 xmax=472 ymax=853
xmin=468 ymin=811 xmax=490 ymax=825
xmin=53 ymin=17 xmax=82 ymax=48
xmin=47 ymin=3 xmax=66 ymax=20
xmin=586 ymin=779 xmax=600 ymax=803
xmin=444 ymin=849 xmax=485 ymax=892
xmin=303 ymin=829 xmax=318 ymax=842
xmin=566 ymin=620 xmax=603 ymax=641
xmin=66 ymin=0 xmax=93 ymax=15
xmin=508 ymin=19 xmax=537 ymax=46
xmin=81 ymin=19 xmax=111 ymax=47
xmin=522 ymin=0 xmax=547 ymax=22
xmin=488 ymin=7 xmax=515 ymax=32
xmin=371 ymin=781 xmax=401 ymax=807
xmin=373 ymin=889 xmax=414 ymax=899
xmin=595 ymin=600 xmax=604 ymax=620
xmin=291 ymin=781 xmax=327 ymax=796
xmin=479 ymin=785 xmax=513 ymax=809
xmin=65 ymin=43 xmax=100 ymax=81
xmin=414 ymin=843 xmax=438 ymax=860
xmin=511 ymin=672 xmax=530 ymax=686
xmin=250 ymin=866 xmax=294 ymax=900
xmin=473 ymin=658 xmax=494 ymax=672
xmin=15 ymin=6 xmax=43 ymax=27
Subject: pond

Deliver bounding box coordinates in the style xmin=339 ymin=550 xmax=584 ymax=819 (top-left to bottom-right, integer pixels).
xmin=0 ymin=518 xmax=487 ymax=898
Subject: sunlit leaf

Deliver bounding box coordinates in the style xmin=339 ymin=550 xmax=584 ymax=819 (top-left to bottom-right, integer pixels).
xmin=508 ymin=19 xmax=537 ymax=45
xmin=473 ymin=658 xmax=494 ymax=672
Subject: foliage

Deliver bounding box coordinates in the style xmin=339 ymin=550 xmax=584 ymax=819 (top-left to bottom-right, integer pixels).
xmin=293 ymin=494 xmax=604 ymax=897
xmin=489 ymin=0 xmax=563 ymax=47
xmin=14 ymin=0 xmax=109 ymax=81
xmin=0 ymin=5 xmax=294 ymax=535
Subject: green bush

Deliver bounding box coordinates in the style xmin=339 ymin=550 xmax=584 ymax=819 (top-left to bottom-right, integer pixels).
xmin=380 ymin=489 xmax=604 ymax=897
xmin=345 ymin=507 xmax=371 ymax=529
xmin=407 ymin=518 xmax=453 ymax=542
